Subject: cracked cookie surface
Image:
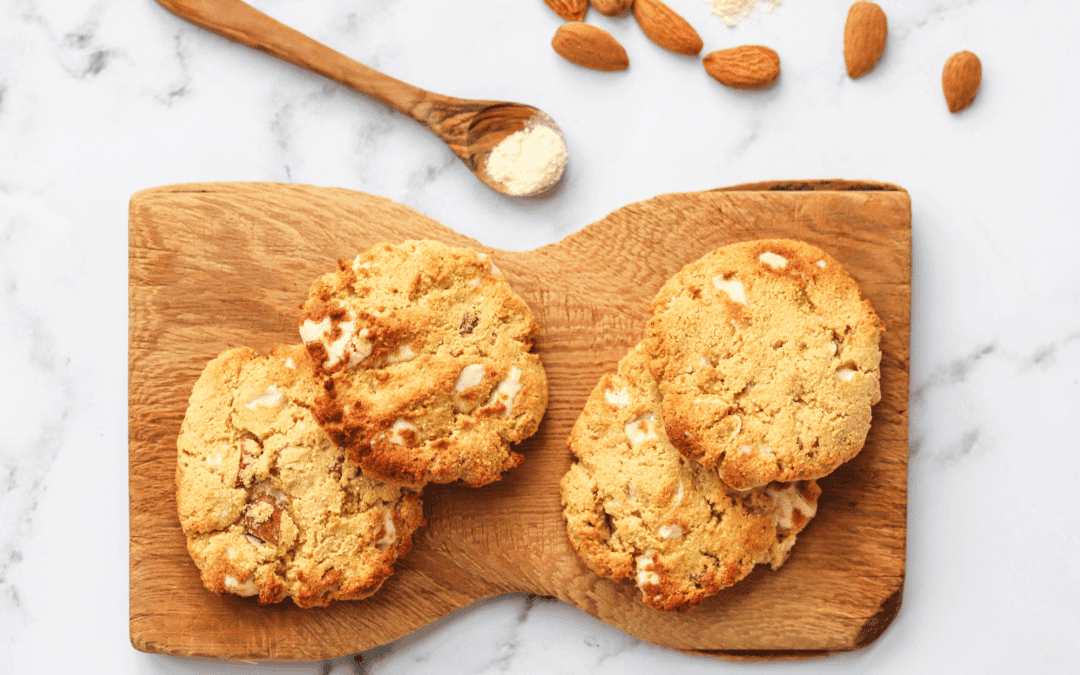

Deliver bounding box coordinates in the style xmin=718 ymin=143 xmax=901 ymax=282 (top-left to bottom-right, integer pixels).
xmin=176 ymin=345 xmax=425 ymax=608
xmin=298 ymin=240 xmax=547 ymax=489
xmin=645 ymin=239 xmax=884 ymax=490
xmin=561 ymin=344 xmax=820 ymax=612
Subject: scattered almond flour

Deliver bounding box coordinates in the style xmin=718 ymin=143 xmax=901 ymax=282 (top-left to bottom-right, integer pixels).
xmin=705 ymin=0 xmax=781 ymax=27
xmin=484 ymin=117 xmax=568 ymax=197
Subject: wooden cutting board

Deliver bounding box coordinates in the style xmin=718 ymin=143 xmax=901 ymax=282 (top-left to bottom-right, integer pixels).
xmin=129 ymin=180 xmax=910 ymax=661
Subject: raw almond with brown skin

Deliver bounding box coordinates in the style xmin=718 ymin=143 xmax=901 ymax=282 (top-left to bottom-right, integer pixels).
xmin=942 ymin=50 xmax=981 ymax=113
xmin=844 ymin=1 xmax=887 ymax=78
xmin=545 ymin=0 xmax=588 ymax=22
xmin=703 ymin=46 xmax=781 ymax=89
xmin=552 ymin=22 xmax=630 ymax=71
xmin=591 ymin=0 xmax=633 ymax=17
xmin=632 ymin=0 xmax=703 ymax=56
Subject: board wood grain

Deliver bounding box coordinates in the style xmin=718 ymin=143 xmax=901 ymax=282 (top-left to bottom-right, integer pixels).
xmin=129 ymin=181 xmax=910 ymax=661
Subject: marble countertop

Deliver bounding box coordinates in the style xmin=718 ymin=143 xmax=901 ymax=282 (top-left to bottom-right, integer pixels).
xmin=3 ymin=0 xmax=1077 ymax=672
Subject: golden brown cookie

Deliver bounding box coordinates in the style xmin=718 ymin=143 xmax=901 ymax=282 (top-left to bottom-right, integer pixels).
xmin=298 ymin=240 xmax=547 ymax=489
xmin=176 ymin=345 xmax=425 ymax=608
xmin=644 ymin=239 xmax=884 ymax=490
xmin=561 ymin=344 xmax=820 ymax=612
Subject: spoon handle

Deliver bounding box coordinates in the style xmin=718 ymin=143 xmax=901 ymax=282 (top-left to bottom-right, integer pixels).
xmin=154 ymin=0 xmax=482 ymax=146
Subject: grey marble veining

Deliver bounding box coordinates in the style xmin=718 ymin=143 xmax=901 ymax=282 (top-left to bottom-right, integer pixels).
xmin=3 ymin=0 xmax=1080 ymax=671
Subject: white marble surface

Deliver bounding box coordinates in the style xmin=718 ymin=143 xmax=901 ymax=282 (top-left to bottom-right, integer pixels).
xmin=2 ymin=0 xmax=1078 ymax=671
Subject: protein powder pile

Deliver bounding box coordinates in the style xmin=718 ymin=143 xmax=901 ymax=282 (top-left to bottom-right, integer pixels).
xmin=484 ymin=118 xmax=568 ymax=197
xmin=706 ymin=0 xmax=781 ymax=27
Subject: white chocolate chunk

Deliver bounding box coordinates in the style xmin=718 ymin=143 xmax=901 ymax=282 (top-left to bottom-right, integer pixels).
xmin=205 ymin=452 xmax=223 ymax=469
xmin=245 ymin=385 xmax=284 ymax=410
xmin=624 ymin=414 xmax=659 ymax=449
xmin=388 ymin=419 xmax=418 ymax=446
xmin=635 ymin=552 xmax=660 ymax=588
xmin=476 ymin=251 xmax=502 ymax=275
xmin=672 ymin=479 xmax=685 ymax=507
xmin=245 ymin=534 xmax=264 ymax=547
xmin=815 ymin=259 xmax=827 ymax=268
xmin=604 ymin=386 xmax=632 ymax=407
xmin=455 ymin=364 xmax=486 ymax=392
xmin=385 ymin=344 xmax=416 ymax=364
xmin=300 ymin=307 xmax=371 ymax=370
xmin=837 ymin=366 xmax=857 ymax=382
xmin=375 ymin=511 xmax=397 ymax=550
xmin=284 ymin=357 xmax=296 ymax=369
xmin=712 ymin=275 xmax=748 ymax=305
xmin=299 ymin=316 xmax=332 ymax=346
xmin=768 ymin=484 xmax=818 ymax=530
xmin=343 ymin=327 xmax=372 ymax=368
xmin=488 ymin=366 xmax=523 ymax=416
xmin=658 ymin=524 xmax=683 ymax=540
xmin=224 ymin=574 xmax=258 ymax=597
xmin=759 ymin=252 xmax=788 ymax=269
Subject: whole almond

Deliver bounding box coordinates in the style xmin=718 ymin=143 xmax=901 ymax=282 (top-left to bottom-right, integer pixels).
xmin=552 ymin=22 xmax=630 ymax=71
xmin=544 ymin=0 xmax=588 ymax=22
xmin=942 ymin=50 xmax=981 ymax=113
xmin=703 ymin=46 xmax=780 ymax=89
xmin=632 ymin=0 xmax=703 ymax=56
xmin=844 ymin=1 xmax=887 ymax=78
xmin=591 ymin=0 xmax=633 ymax=17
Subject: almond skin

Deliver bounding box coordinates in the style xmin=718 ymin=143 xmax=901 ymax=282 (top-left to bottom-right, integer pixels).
xmin=544 ymin=0 xmax=588 ymax=22
xmin=552 ymin=22 xmax=630 ymax=71
xmin=844 ymin=1 xmax=887 ymax=79
xmin=703 ymin=46 xmax=781 ymax=89
xmin=942 ymin=50 xmax=982 ymax=113
xmin=591 ymin=0 xmax=633 ymax=17
xmin=632 ymin=0 xmax=703 ymax=56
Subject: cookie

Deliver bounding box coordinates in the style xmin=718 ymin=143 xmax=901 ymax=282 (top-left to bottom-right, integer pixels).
xmin=561 ymin=344 xmax=820 ymax=612
xmin=176 ymin=345 xmax=425 ymax=608
xmin=644 ymin=239 xmax=883 ymax=490
xmin=298 ymin=240 xmax=547 ymax=489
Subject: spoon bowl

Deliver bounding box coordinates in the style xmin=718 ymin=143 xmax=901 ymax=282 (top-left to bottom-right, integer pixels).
xmin=464 ymin=106 xmax=567 ymax=197
xmin=155 ymin=0 xmax=566 ymax=197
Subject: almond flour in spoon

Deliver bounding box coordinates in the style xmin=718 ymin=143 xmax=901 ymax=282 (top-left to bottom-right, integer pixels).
xmin=485 ymin=119 xmax=568 ymax=197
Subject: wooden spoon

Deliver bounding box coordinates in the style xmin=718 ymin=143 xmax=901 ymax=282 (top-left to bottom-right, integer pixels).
xmin=154 ymin=0 xmax=567 ymax=196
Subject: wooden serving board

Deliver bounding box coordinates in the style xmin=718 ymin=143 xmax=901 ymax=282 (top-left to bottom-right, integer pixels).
xmin=129 ymin=180 xmax=910 ymax=661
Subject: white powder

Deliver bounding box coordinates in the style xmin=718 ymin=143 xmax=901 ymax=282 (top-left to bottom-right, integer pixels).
xmin=705 ymin=0 xmax=781 ymax=27
xmin=485 ymin=119 xmax=567 ymax=196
